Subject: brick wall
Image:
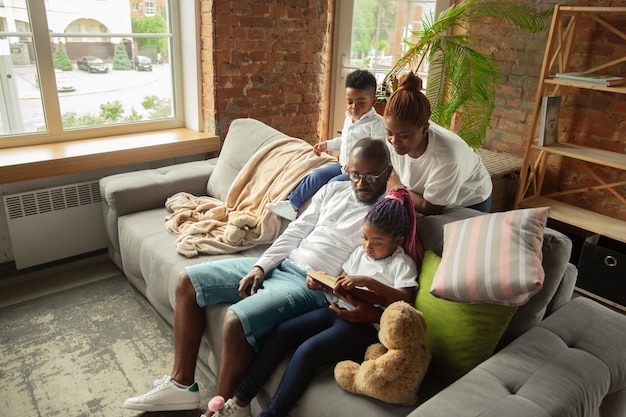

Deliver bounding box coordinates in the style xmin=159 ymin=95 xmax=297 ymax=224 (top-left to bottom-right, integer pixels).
xmin=199 ymin=0 xmax=624 ymax=219
xmin=200 ymin=0 xmax=332 ymax=144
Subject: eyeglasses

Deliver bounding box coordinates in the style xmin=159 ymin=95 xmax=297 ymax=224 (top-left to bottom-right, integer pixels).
xmin=349 ymin=166 xmax=391 ymax=184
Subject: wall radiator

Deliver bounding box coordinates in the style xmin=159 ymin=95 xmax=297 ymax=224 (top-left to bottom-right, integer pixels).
xmin=3 ymin=181 xmax=107 ymax=269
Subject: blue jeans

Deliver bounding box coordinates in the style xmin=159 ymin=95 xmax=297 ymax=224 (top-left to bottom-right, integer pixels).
xmin=466 ymin=193 xmax=492 ymax=213
xmin=186 ymin=259 xmax=328 ymax=350
xmin=233 ymin=308 xmax=378 ymax=417
xmin=288 ymin=164 xmax=348 ymax=208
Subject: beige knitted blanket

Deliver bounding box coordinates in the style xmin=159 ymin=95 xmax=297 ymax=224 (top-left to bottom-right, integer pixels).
xmin=165 ymin=137 xmax=337 ymax=257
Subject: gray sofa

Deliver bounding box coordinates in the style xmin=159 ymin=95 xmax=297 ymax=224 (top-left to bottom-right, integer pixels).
xmin=100 ymin=118 xmax=626 ymax=417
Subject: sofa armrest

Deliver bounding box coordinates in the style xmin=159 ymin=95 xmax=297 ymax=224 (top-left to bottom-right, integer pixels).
xmin=409 ymin=297 xmax=626 ymax=417
xmin=99 ymin=159 xmax=217 ymax=268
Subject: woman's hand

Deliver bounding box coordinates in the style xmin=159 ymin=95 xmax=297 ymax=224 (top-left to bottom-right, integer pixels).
xmin=387 ymin=170 xmax=404 ymax=191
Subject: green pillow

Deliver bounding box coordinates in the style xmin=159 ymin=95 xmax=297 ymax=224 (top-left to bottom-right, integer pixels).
xmin=416 ymin=251 xmax=518 ymax=383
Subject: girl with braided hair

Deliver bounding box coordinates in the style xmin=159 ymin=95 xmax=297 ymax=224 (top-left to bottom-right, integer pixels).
xmin=209 ymin=188 xmax=421 ymax=417
xmin=384 ymin=72 xmax=493 ymax=215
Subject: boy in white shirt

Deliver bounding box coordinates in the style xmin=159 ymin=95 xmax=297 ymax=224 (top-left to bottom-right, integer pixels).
xmin=267 ymin=69 xmax=386 ymax=221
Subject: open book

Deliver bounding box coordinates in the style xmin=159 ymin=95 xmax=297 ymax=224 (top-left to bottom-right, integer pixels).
xmin=306 ymin=269 xmax=388 ymax=306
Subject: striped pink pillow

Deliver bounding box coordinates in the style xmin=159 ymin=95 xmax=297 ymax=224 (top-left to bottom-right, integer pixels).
xmin=430 ymin=207 xmax=550 ymax=306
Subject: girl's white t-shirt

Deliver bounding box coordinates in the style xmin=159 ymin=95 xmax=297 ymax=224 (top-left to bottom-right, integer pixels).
xmin=324 ymin=245 xmax=417 ymax=310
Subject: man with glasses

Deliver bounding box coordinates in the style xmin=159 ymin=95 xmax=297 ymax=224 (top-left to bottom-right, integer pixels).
xmin=123 ymin=138 xmax=392 ymax=414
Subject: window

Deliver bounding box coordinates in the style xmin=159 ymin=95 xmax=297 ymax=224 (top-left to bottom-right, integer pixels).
xmin=0 ymin=0 xmax=195 ymax=147
xmin=144 ymin=1 xmax=156 ymax=16
xmin=330 ymin=0 xmax=444 ymax=134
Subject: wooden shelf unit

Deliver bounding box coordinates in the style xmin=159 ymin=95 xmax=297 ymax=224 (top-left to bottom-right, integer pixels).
xmin=515 ymin=5 xmax=626 ymax=244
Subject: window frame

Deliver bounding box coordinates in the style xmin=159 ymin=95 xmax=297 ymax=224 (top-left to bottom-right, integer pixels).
xmin=0 ymin=1 xmax=202 ymax=150
xmin=329 ymin=0 xmax=450 ymax=136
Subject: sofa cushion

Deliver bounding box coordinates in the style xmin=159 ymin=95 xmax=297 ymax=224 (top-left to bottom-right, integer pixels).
xmin=430 ymin=207 xmax=549 ymax=306
xmin=415 ymin=251 xmax=518 ymax=383
xmin=207 ymin=118 xmax=289 ymax=201
xmin=409 ymin=297 xmax=626 ymax=417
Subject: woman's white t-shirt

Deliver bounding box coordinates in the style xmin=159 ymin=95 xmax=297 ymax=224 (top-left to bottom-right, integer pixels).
xmin=388 ymin=121 xmax=492 ymax=207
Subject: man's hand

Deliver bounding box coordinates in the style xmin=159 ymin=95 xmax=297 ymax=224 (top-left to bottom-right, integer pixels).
xmin=329 ymin=294 xmax=383 ymax=324
xmin=313 ymin=142 xmax=327 ymax=156
xmin=238 ymin=266 xmax=265 ymax=298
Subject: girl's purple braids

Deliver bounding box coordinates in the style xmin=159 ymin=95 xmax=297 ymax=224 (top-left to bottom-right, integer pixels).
xmin=364 ymin=188 xmax=424 ymax=268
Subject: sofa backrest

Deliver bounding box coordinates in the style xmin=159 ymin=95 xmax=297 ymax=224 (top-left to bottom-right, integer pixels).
xmin=207 ymin=118 xmax=289 ymax=201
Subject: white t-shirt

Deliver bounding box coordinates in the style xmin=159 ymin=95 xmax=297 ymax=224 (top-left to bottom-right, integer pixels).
xmin=325 ymin=107 xmax=386 ymax=167
xmin=325 ymin=245 xmax=418 ymax=310
xmin=388 ymin=121 xmax=492 ymax=207
xmin=255 ymin=181 xmax=373 ymax=277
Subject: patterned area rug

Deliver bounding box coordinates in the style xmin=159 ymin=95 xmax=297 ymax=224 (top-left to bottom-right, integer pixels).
xmin=0 ymin=274 xmax=215 ymax=417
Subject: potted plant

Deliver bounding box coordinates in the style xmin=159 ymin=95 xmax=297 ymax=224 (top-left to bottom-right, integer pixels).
xmin=379 ymin=0 xmax=553 ymax=148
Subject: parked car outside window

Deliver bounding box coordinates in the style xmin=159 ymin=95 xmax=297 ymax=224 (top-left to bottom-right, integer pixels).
xmin=133 ymin=56 xmax=153 ymax=71
xmin=53 ymin=69 xmax=77 ymax=91
xmin=77 ymin=56 xmax=109 ymax=73
xmin=35 ymin=69 xmax=77 ymax=92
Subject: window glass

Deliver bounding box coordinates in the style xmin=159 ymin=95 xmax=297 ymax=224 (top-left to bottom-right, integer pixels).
xmin=0 ymin=2 xmax=44 ymax=136
xmin=352 ymin=0 xmax=437 ymax=86
xmin=0 ymin=0 xmax=176 ymax=139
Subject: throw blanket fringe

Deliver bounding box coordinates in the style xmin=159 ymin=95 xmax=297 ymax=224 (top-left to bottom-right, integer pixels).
xmin=165 ymin=137 xmax=337 ymax=257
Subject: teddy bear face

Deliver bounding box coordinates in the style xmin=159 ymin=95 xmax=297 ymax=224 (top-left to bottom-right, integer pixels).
xmin=379 ymin=301 xmax=427 ymax=350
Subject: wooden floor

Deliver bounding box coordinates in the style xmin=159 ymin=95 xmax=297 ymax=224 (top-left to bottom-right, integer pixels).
xmin=0 ymin=250 xmax=120 ymax=308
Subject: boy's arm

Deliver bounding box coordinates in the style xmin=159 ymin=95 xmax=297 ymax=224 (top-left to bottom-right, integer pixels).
xmin=324 ymin=136 xmax=342 ymax=151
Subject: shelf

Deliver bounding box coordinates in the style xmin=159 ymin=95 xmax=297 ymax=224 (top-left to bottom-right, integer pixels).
xmin=518 ymin=196 xmax=626 ymax=243
xmin=530 ymin=143 xmax=626 ymax=170
xmin=544 ymin=78 xmax=626 ymax=94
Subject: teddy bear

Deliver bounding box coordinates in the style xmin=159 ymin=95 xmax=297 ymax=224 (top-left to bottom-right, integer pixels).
xmin=334 ymin=300 xmax=431 ymax=406
xmin=223 ymin=210 xmax=261 ymax=244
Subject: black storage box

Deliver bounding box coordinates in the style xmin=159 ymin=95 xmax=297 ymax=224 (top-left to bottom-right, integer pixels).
xmin=576 ymin=234 xmax=626 ymax=308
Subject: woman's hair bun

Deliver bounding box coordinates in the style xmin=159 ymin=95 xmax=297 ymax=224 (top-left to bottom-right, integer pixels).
xmin=397 ymin=72 xmax=423 ymax=92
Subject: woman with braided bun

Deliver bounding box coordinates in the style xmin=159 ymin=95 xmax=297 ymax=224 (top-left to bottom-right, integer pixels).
xmin=384 ymin=72 xmax=493 ymax=215
xmin=209 ymin=188 xmax=422 ymax=417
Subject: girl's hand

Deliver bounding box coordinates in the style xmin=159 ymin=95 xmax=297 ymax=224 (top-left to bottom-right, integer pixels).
xmin=335 ymin=274 xmax=370 ymax=292
xmin=313 ymin=142 xmax=327 ymax=156
xmin=306 ymin=275 xmax=325 ymax=291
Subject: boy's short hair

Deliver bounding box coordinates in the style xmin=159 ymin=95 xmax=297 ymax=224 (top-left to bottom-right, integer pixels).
xmin=346 ymin=69 xmax=377 ymax=96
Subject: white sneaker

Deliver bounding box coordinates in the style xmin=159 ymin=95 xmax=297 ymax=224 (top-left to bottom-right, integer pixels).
xmin=123 ymin=375 xmax=200 ymax=411
xmin=266 ymin=200 xmax=298 ymax=221
xmin=213 ymin=398 xmax=252 ymax=417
